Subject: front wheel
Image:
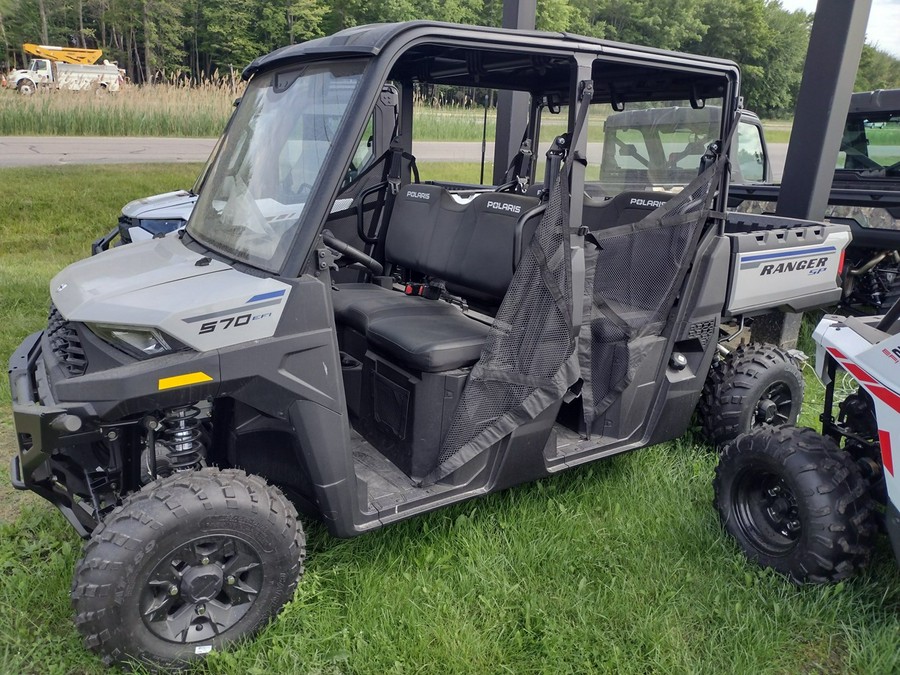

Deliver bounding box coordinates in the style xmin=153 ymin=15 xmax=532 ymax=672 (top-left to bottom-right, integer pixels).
xmin=71 ymin=468 xmax=305 ymax=668
xmin=714 ymin=426 xmax=875 ymax=584
xmin=17 ymin=80 xmax=35 ymax=95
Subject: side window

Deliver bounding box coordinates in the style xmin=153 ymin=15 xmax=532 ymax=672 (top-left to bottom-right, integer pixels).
xmin=736 ymin=120 xmax=766 ymax=182
xmin=344 ymin=115 xmax=375 ymax=187
xmin=352 ymin=116 xmax=375 ymax=170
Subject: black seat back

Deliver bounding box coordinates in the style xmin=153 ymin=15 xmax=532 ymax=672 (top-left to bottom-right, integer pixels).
xmin=385 ymin=186 xmax=540 ymax=303
xmin=582 ymin=190 xmax=674 ymax=231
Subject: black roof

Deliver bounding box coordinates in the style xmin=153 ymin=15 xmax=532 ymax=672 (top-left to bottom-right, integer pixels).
xmin=244 ymin=20 xmax=739 ymax=80
xmin=849 ymin=88 xmax=900 ymax=116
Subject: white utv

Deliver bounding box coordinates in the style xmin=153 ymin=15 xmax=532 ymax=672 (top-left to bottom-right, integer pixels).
xmin=715 ymin=302 xmax=900 ymax=584
xmin=7 ymin=21 xmax=852 ymax=669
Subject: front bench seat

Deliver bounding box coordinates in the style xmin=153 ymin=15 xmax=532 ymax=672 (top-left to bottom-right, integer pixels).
xmin=333 ymin=185 xmax=540 ymax=371
xmin=331 ymin=282 xmax=462 ymax=335
xmin=366 ymin=312 xmax=491 ymax=372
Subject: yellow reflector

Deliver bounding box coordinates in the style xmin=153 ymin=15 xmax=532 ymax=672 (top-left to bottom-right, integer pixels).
xmin=158 ymin=372 xmax=213 ymax=391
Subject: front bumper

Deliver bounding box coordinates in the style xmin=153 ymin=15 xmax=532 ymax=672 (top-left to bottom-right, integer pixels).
xmin=9 ymin=331 xmax=104 ymax=535
xmin=9 ymin=326 xmax=220 ymax=536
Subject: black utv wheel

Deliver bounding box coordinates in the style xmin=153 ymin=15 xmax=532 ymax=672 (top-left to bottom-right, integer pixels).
xmin=714 ymin=426 xmax=875 ymax=584
xmin=699 ymin=343 xmax=804 ymax=445
xmin=71 ymin=468 xmax=305 ymax=669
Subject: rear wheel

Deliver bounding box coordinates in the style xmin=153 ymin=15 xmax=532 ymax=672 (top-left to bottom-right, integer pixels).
xmin=699 ymin=343 xmax=804 ymax=445
xmin=71 ymin=468 xmax=305 ymax=668
xmin=714 ymin=425 xmax=875 ymax=584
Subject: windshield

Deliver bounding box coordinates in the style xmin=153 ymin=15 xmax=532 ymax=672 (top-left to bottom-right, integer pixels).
xmin=188 ymin=60 xmax=367 ymax=272
xmin=838 ymin=114 xmax=900 ymax=176
xmin=597 ymin=102 xmax=723 ymax=194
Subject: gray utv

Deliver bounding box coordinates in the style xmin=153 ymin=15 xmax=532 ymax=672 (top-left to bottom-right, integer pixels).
xmin=8 ymin=21 xmax=848 ymax=669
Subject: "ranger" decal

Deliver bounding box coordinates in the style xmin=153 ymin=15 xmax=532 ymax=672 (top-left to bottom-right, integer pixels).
xmin=760 ymin=257 xmax=829 ymax=275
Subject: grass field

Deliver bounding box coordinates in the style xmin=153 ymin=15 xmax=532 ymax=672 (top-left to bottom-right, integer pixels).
xmin=0 ymin=165 xmax=897 ymax=674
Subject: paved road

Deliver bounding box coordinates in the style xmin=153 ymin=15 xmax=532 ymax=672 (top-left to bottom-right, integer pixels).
xmin=0 ymin=136 xmax=218 ymax=166
xmin=0 ymin=136 xmax=789 ymax=180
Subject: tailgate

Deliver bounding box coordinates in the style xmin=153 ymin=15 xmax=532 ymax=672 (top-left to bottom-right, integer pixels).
xmin=724 ymin=213 xmax=851 ymax=316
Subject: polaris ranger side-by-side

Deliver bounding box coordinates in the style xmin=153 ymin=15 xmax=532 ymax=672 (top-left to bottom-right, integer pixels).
xmin=8 ymin=22 xmax=851 ymax=668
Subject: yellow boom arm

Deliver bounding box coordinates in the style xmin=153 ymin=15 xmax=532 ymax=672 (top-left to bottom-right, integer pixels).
xmin=23 ymin=44 xmax=103 ymax=65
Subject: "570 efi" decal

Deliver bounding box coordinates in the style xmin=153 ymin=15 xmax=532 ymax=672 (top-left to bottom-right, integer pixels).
xmin=199 ymin=312 xmax=272 ymax=334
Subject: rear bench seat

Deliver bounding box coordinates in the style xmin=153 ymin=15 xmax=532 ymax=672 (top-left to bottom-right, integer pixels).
xmin=333 ymin=184 xmax=540 ymax=372
xmin=582 ymin=190 xmax=673 ymax=231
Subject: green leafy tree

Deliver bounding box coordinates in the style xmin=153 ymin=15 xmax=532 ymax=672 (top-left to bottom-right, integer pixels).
xmin=201 ymin=0 xmax=265 ymax=72
xmin=855 ymin=43 xmax=900 ymax=92
xmin=684 ymin=0 xmax=808 ymax=116
xmin=141 ymin=0 xmax=186 ymax=80
xmin=570 ymin=0 xmax=704 ymax=48
xmin=753 ymin=2 xmax=811 ymax=115
xmin=287 ymin=0 xmax=328 ymax=43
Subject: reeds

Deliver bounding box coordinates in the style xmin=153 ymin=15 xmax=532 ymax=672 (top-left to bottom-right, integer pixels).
xmin=0 ymin=73 xmax=242 ymax=137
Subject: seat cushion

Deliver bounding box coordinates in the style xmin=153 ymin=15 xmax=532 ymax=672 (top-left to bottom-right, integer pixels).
xmin=332 ymin=283 xmax=461 ymax=334
xmin=367 ymin=312 xmax=490 ymax=373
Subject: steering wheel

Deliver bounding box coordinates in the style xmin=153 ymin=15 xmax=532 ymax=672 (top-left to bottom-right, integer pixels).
xmin=321 ymin=230 xmax=383 ymax=276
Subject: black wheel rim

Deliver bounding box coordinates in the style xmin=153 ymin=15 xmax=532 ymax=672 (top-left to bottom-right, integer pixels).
xmin=139 ymin=535 xmax=263 ymax=644
xmin=754 ymin=381 xmax=794 ymax=426
xmin=733 ymin=468 xmax=802 ymax=556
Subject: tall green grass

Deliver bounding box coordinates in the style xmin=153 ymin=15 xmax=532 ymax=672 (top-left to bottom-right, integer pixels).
xmin=1 ymin=85 xmax=795 ymax=144
xmin=0 ymin=83 xmax=237 ymax=137
xmin=0 ymin=164 xmax=896 ymax=674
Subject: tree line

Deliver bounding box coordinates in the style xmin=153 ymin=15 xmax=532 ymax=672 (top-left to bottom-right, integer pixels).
xmin=1 ymin=0 xmax=898 ymax=115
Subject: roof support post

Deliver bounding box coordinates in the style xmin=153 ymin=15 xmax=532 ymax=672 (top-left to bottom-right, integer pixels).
xmin=491 ymin=0 xmax=536 ymax=186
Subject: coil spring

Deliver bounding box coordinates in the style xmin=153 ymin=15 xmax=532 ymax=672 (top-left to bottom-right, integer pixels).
xmin=158 ymin=405 xmax=205 ymax=471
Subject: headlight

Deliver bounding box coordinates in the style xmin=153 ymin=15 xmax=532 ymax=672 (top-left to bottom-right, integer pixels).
xmin=86 ymin=323 xmax=181 ymax=359
xmin=136 ymin=219 xmax=186 ymax=236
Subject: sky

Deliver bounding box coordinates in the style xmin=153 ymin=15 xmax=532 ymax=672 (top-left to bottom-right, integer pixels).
xmin=778 ymin=0 xmax=900 ymax=58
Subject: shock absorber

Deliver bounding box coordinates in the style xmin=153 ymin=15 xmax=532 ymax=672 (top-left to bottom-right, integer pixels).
xmin=158 ymin=405 xmax=206 ymax=471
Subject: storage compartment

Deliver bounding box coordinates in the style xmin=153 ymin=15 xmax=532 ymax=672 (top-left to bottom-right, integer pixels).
xmin=354 ymin=353 xmax=468 ymax=481
xmin=340 ymin=351 xmax=363 ymax=415
xmin=724 ymin=215 xmax=851 ymax=316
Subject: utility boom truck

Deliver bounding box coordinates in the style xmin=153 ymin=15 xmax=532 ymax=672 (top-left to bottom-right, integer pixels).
xmin=5 ymin=43 xmax=123 ymax=94
xmin=8 ymin=21 xmax=854 ymax=668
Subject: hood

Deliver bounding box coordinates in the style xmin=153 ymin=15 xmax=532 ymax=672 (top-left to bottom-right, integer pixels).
xmin=121 ymin=190 xmax=198 ymax=221
xmin=49 ymin=235 xmax=292 ymax=352
xmin=51 ymin=234 xmax=228 ymax=322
